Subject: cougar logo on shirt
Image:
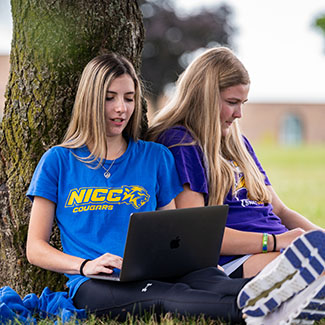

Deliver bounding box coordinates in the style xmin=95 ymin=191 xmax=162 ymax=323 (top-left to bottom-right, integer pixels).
xmin=231 ymin=161 xmax=246 ymax=198
xmin=235 ymin=175 xmax=246 ymax=192
xmin=65 ymin=185 xmax=150 ymax=211
xmin=231 ymin=161 xmax=263 ymax=206
xmin=122 ymin=185 xmax=150 ymax=208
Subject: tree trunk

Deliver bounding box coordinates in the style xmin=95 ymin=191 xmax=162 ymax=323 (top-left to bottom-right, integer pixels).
xmin=0 ymin=0 xmax=145 ymax=296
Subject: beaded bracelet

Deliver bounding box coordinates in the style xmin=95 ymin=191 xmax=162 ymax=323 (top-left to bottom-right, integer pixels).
xmin=262 ymin=233 xmax=268 ymax=253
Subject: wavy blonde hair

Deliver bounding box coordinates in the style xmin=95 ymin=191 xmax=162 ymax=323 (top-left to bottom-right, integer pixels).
xmin=147 ymin=47 xmax=271 ymax=205
xmin=60 ymin=53 xmax=142 ymax=167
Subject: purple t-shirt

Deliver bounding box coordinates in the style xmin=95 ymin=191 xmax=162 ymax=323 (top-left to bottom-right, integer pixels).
xmin=156 ymin=126 xmax=288 ymax=265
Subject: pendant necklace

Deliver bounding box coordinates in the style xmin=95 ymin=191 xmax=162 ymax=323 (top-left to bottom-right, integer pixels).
xmin=101 ymin=159 xmax=116 ymax=179
xmin=100 ymin=146 xmax=124 ymax=179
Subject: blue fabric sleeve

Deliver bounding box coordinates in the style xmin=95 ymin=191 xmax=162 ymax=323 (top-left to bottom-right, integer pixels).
xmin=155 ymin=144 xmax=184 ymax=208
xmin=27 ymin=148 xmax=60 ymax=203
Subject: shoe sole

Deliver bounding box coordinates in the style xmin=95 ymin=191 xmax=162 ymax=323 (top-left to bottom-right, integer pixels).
xmin=244 ymin=276 xmax=325 ymax=325
xmin=294 ymin=278 xmax=325 ymax=323
xmin=237 ymin=230 xmax=325 ymax=317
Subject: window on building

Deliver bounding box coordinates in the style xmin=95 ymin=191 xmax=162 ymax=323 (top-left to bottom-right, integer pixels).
xmin=280 ymin=113 xmax=303 ymax=145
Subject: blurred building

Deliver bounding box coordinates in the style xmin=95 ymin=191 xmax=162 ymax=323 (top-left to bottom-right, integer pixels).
xmin=239 ymin=102 xmax=325 ymax=145
xmin=0 ymin=54 xmax=324 ymax=144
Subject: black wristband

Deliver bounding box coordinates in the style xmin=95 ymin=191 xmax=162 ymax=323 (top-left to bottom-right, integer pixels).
xmin=271 ymin=234 xmax=277 ymax=252
xmin=80 ymin=259 xmax=91 ymax=276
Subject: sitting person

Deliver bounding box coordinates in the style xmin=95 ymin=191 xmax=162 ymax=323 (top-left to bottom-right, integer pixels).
xmin=147 ymin=46 xmax=323 ymax=279
xmin=26 ymin=52 xmax=324 ymax=324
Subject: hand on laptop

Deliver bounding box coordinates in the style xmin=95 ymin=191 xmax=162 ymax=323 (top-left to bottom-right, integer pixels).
xmin=82 ymin=253 xmax=123 ymax=277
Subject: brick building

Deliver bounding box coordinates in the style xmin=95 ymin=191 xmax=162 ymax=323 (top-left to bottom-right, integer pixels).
xmin=239 ymin=102 xmax=325 ymax=145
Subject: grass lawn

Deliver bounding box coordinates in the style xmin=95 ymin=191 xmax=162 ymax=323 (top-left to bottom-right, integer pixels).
xmin=35 ymin=314 xmax=229 ymax=325
xmin=254 ymin=143 xmax=325 ymax=228
xmin=26 ymin=311 xmax=325 ymax=325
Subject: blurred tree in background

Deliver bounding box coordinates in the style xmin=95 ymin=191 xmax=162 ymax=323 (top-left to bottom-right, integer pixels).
xmin=314 ymin=13 xmax=325 ymax=45
xmin=138 ymin=0 xmax=235 ymax=107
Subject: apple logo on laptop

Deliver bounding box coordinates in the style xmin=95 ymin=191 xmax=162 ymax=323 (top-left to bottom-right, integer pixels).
xmin=170 ymin=236 xmax=180 ymax=249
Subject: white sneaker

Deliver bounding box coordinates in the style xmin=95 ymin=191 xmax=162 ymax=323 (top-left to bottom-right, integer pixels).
xmin=237 ymin=230 xmax=325 ymax=318
xmin=244 ymin=276 xmax=325 ymax=325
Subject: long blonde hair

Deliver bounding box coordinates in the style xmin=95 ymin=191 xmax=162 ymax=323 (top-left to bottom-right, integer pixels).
xmin=60 ymin=53 xmax=142 ymax=167
xmin=147 ymin=47 xmax=271 ymax=205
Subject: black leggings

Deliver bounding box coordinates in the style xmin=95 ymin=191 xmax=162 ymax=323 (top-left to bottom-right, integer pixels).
xmin=73 ymin=267 xmax=250 ymax=324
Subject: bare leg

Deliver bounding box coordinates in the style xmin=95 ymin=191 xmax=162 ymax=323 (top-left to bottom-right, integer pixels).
xmin=243 ymin=252 xmax=280 ymax=278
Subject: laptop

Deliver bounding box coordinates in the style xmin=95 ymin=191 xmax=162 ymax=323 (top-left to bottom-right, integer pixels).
xmin=89 ymin=205 xmax=228 ymax=282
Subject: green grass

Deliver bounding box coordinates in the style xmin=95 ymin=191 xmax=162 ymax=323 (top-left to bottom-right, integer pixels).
xmin=8 ymin=312 xmax=325 ymax=325
xmin=8 ymin=313 xmax=230 ymax=325
xmin=254 ymin=143 xmax=325 ymax=228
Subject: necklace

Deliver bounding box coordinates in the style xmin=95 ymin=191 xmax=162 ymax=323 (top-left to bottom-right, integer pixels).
xmin=100 ymin=146 xmax=125 ymax=179
xmin=101 ymin=159 xmax=116 ymax=179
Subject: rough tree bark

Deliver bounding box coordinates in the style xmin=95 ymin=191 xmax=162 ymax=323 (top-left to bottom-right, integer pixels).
xmin=0 ymin=0 xmax=145 ymax=296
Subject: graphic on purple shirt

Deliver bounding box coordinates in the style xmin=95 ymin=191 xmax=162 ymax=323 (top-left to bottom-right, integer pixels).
xmin=156 ymin=126 xmax=288 ymax=265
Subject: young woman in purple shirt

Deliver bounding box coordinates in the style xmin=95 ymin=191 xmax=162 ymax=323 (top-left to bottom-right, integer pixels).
xmin=147 ymin=47 xmax=323 ymax=279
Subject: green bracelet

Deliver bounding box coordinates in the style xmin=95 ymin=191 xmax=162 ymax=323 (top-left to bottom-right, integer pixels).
xmin=262 ymin=233 xmax=268 ymax=253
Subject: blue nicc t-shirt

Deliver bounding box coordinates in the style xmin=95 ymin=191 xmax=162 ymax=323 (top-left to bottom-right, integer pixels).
xmin=27 ymin=138 xmax=183 ymax=297
xmin=156 ymin=126 xmax=288 ymax=265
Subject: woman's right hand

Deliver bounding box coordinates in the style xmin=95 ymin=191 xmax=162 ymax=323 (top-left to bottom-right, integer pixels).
xmin=81 ymin=253 xmax=123 ymax=277
xmin=276 ymin=228 xmax=305 ymax=251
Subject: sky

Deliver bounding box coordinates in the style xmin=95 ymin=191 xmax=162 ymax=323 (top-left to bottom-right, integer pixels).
xmin=1 ymin=0 xmax=325 ymax=103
